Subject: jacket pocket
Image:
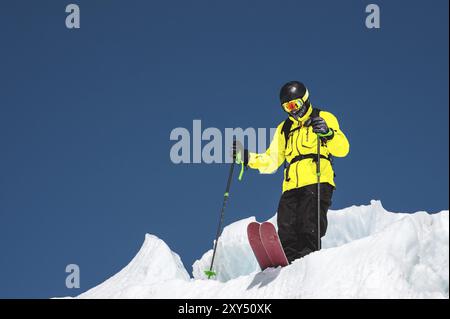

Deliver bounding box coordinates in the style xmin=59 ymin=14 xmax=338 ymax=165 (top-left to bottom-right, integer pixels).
xmin=301 ymin=126 xmax=317 ymax=149
xmin=284 ymin=133 xmax=293 ymax=157
xmin=284 ymin=161 xmax=299 ymax=184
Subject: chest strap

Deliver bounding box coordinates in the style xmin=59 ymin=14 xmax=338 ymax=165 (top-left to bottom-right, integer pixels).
xmin=285 ymin=154 xmax=332 ymax=182
xmin=290 ymin=154 xmax=331 ymax=165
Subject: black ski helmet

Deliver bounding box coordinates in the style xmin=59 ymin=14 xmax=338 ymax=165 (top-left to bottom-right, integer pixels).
xmin=279 ymin=81 xmax=309 ymax=105
xmin=279 ymin=81 xmax=311 ymax=117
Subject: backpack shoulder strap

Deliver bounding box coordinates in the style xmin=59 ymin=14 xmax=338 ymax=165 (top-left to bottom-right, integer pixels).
xmin=281 ymin=118 xmax=293 ymax=147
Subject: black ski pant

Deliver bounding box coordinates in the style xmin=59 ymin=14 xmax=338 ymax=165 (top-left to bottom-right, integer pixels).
xmin=277 ymin=183 xmax=334 ymax=264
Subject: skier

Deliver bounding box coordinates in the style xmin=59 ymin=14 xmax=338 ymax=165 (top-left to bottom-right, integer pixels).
xmin=232 ymin=81 xmax=349 ymax=264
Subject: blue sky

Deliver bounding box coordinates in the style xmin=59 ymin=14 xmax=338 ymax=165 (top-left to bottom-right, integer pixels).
xmin=0 ymin=0 xmax=448 ymax=298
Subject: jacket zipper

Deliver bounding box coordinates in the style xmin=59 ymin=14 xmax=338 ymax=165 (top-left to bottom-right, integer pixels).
xmin=295 ymin=128 xmax=300 ymax=188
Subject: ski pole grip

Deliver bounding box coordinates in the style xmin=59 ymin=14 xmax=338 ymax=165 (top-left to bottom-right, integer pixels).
xmin=238 ymin=162 xmax=244 ymax=181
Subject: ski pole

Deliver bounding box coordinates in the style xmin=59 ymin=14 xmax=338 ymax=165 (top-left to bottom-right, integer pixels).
xmin=316 ymin=135 xmax=321 ymax=251
xmin=204 ymin=142 xmax=237 ymax=279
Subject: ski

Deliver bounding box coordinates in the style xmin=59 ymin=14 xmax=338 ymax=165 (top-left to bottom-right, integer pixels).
xmin=259 ymin=222 xmax=289 ymax=267
xmin=247 ymin=222 xmax=272 ymax=270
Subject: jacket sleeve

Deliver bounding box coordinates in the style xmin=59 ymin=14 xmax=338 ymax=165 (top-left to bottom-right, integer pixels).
xmin=247 ymin=121 xmax=286 ymax=174
xmin=321 ymin=111 xmax=350 ymax=157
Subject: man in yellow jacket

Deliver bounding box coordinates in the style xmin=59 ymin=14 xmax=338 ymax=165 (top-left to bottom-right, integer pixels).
xmin=233 ymin=81 xmax=349 ymax=263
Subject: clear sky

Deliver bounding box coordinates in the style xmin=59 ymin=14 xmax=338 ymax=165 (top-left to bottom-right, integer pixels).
xmin=0 ymin=0 xmax=448 ymax=298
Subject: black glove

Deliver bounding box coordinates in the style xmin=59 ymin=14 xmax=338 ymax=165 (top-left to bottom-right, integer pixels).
xmin=230 ymin=140 xmax=249 ymax=166
xmin=306 ymin=116 xmax=334 ymax=140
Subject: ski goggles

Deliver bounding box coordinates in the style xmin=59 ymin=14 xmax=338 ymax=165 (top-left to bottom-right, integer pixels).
xmin=282 ymin=98 xmax=306 ymax=113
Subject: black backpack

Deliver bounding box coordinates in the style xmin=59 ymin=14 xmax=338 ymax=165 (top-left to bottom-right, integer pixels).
xmin=280 ymin=108 xmax=335 ymax=182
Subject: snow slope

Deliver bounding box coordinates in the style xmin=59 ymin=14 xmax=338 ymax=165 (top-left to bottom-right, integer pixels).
xmin=75 ymin=201 xmax=449 ymax=299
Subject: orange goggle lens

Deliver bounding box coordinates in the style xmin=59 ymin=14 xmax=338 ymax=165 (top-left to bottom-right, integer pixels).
xmin=282 ymin=98 xmax=304 ymax=113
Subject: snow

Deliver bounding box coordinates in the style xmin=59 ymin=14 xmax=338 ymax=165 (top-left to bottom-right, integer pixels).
xmin=71 ymin=200 xmax=449 ymax=299
xmin=77 ymin=234 xmax=190 ymax=299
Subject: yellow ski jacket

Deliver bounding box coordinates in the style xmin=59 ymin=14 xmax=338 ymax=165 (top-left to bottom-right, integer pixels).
xmin=248 ymin=107 xmax=349 ymax=193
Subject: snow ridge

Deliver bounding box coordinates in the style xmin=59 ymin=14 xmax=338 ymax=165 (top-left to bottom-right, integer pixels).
xmin=74 ymin=201 xmax=449 ymax=299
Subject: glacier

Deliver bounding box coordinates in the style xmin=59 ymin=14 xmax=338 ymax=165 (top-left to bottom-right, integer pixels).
xmin=73 ymin=200 xmax=449 ymax=299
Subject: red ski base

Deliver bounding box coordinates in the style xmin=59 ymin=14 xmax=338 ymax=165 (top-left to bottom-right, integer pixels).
xmin=247 ymin=222 xmax=272 ymax=270
xmin=259 ymin=222 xmax=289 ymax=267
xmin=247 ymin=221 xmax=289 ymax=270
